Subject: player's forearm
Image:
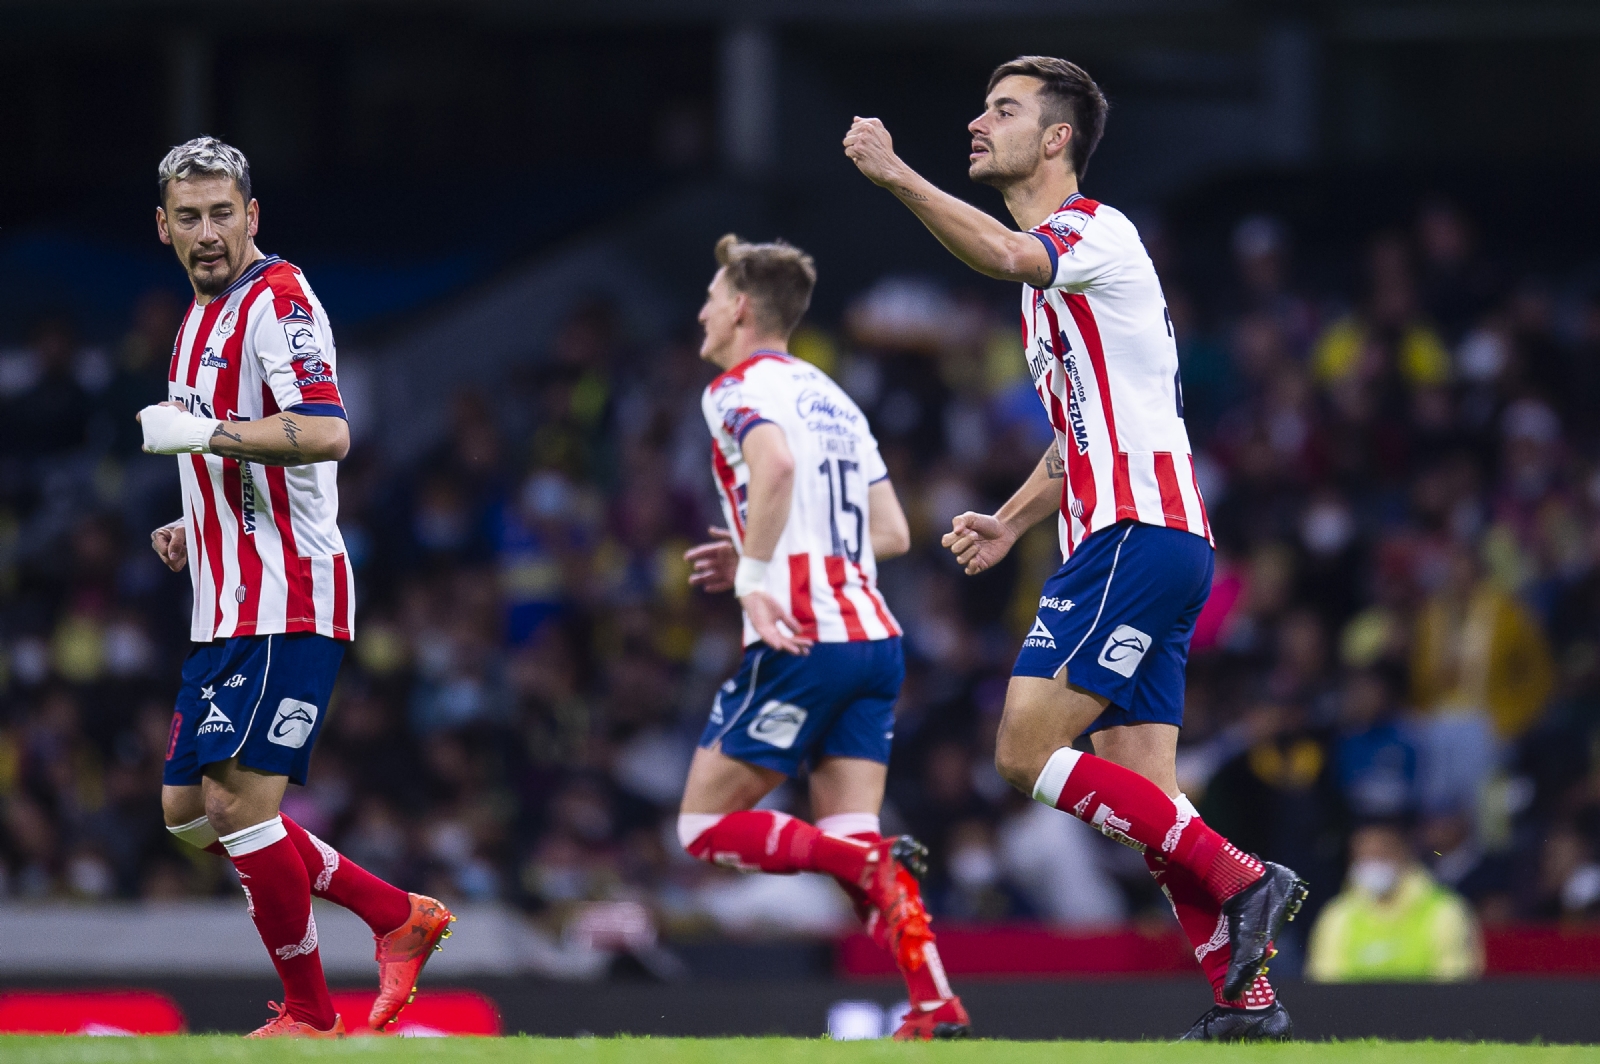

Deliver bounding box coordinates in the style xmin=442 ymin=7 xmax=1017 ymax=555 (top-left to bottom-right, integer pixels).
xmin=887 ymin=169 xmax=1052 ymax=286
xmin=208 ymin=413 xmax=349 ymax=466
xmin=867 ymin=478 xmax=911 ymax=560
xmin=741 ymin=465 xmax=794 ymax=563
xmin=996 ymin=446 xmax=1066 ymax=538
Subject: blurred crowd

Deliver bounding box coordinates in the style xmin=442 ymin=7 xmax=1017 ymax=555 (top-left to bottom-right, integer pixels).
xmin=5 ymin=197 xmax=1600 ymax=979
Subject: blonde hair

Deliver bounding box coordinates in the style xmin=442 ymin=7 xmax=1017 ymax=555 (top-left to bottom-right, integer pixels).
xmin=715 ymin=234 xmax=816 ymax=336
xmin=158 ymin=136 xmax=251 ymax=205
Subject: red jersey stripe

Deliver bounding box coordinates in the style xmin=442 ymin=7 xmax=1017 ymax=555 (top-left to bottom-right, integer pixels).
xmin=1064 ymin=294 xmax=1136 ymax=521
xmin=332 ymin=552 xmax=351 ymax=639
xmin=855 ymin=562 xmax=901 ymax=637
xmin=263 ymin=464 xmax=315 ymax=628
xmin=1152 ymin=451 xmax=1188 ymax=529
xmin=189 ymin=454 xmax=227 ymax=635
xmin=183 ymin=299 xmax=226 ymax=390
xmin=824 ymin=556 xmax=869 ymax=641
xmin=787 ymin=554 xmax=818 ymax=641
xmin=1189 ymin=461 xmax=1213 ymax=542
xmin=710 ymin=442 xmax=745 ymax=537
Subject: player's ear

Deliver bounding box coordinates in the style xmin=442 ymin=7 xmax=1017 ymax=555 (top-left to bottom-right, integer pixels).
xmin=246 ymin=199 xmax=260 ymax=238
xmin=1045 ymin=122 xmax=1073 ymax=160
xmin=156 ymin=206 xmax=171 ymax=246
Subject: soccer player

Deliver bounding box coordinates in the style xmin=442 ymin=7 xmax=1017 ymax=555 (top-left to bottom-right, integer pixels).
xmin=845 ymin=58 xmax=1307 ymax=1041
xmin=138 ymin=137 xmax=453 ymax=1038
xmin=678 ymin=235 xmax=970 ymax=1040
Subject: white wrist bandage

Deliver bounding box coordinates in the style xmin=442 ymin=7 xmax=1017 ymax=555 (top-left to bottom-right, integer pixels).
xmin=140 ymin=404 xmax=219 ymax=455
xmin=734 ymin=556 xmax=770 ymax=598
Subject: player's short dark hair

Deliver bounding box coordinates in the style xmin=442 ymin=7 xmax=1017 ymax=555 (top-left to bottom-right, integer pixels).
xmin=714 ymin=234 xmax=816 ymax=336
xmin=987 ymin=56 xmax=1108 ymax=178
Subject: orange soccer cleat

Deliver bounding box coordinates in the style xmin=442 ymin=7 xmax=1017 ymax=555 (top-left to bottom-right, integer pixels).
xmin=857 ymin=837 xmax=934 ymax=973
xmin=368 ymin=893 xmax=456 ymax=1031
xmin=246 ymin=1001 xmax=345 ymax=1038
xmin=893 ymin=996 xmax=972 ymax=1041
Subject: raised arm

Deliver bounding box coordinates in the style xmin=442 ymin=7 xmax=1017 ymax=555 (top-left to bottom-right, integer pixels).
xmin=844 ymin=118 xmax=1054 ymax=287
xmin=138 ymin=401 xmax=349 ymax=465
xmin=941 ymin=445 xmax=1064 ymax=575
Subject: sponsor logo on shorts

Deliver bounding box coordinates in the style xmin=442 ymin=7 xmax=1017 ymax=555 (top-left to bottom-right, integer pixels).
xmin=1023 ymin=616 xmax=1056 ymax=649
xmin=747 ymin=700 xmax=807 ymax=749
xmin=197 ymin=704 xmax=235 ymax=736
xmin=267 ymin=698 xmax=319 ymax=749
xmin=709 ymin=693 xmax=724 ymax=726
xmin=1097 ymin=624 xmax=1151 ymax=678
xmin=1038 ymin=595 xmax=1075 ymax=611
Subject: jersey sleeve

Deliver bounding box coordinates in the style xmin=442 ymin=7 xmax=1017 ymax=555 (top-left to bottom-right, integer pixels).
xmin=861 ymin=433 xmax=889 ymax=483
xmin=705 ymin=375 xmax=774 ymax=443
xmin=1029 ymin=205 xmax=1119 ymax=292
xmin=250 ymin=287 xmax=345 ymax=419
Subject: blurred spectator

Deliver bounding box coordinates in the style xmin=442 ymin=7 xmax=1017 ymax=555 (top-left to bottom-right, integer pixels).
xmin=1307 ymin=822 xmax=1483 ymax=982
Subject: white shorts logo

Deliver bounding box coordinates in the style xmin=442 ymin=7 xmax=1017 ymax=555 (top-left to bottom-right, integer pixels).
xmin=1097 ymin=624 xmax=1152 ymax=678
xmin=267 ymin=698 xmax=319 ymax=749
xmin=1023 ymin=616 xmax=1057 ymax=649
xmin=746 ymin=700 xmax=807 ymax=749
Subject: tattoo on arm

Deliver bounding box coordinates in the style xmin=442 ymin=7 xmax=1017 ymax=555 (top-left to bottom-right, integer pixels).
xmin=279 ymin=416 xmax=302 ymax=451
xmin=211 ymin=424 xmax=244 ymax=446
xmin=1033 ymin=264 xmax=1052 ymax=286
xmin=897 ymin=185 xmax=930 ymax=202
xmin=1044 ymin=447 xmax=1065 ymax=479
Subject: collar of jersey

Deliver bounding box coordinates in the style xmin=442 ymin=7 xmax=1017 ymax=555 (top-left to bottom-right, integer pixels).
xmin=1058 ymin=192 xmax=1085 ymax=212
xmin=206 ymin=254 xmax=282 ymax=305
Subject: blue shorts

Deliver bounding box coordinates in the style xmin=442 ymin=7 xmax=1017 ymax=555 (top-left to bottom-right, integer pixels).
xmin=163 ymin=633 xmax=345 ymax=787
xmin=700 ymin=638 xmax=904 ymax=777
xmin=1014 ymin=521 xmax=1213 ymax=735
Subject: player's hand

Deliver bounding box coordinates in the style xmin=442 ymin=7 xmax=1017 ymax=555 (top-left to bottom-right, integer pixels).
xmin=151 ymin=522 xmax=187 ymax=572
xmin=740 ymin=590 xmax=814 ymax=656
xmin=685 ymin=527 xmax=738 ymax=593
xmin=843 ymin=117 xmax=906 ymax=188
xmin=941 ymin=511 xmax=1017 ymax=575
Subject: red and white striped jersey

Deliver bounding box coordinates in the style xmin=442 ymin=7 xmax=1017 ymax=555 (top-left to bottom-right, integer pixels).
xmin=1023 ymin=193 xmax=1212 ymax=557
xmin=167 ymin=255 xmax=354 ymax=643
xmin=703 ymin=351 xmax=901 ymax=647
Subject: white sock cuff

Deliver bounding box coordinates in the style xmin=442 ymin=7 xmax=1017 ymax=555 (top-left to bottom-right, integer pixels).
xmin=1032 ymin=746 xmax=1083 ymax=806
xmin=219 ymin=816 xmax=287 ymax=857
xmin=167 ymin=815 xmax=218 ymax=850
xmin=816 ymin=813 xmax=880 ymax=838
xmin=1174 ymin=792 xmax=1200 ymax=820
xmin=677 ymin=813 xmax=724 ymax=851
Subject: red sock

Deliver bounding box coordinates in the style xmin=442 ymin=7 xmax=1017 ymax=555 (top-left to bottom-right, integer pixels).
xmin=1146 ymin=850 xmax=1275 ymax=1007
xmin=1034 ymin=747 xmax=1263 ymax=901
xmin=279 ymin=814 xmax=412 ymax=936
xmin=833 ymin=829 xmax=953 ymax=1009
xmin=221 ymin=819 xmax=337 ymax=1030
xmin=683 ymin=810 xmax=872 ymax=881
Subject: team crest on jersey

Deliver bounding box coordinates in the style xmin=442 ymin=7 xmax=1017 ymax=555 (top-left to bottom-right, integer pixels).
xmin=216 ymin=309 xmax=238 ymax=337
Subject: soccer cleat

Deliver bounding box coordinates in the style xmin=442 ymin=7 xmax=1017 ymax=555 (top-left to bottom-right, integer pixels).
xmin=858 ymin=836 xmax=934 ymax=973
xmin=1179 ymin=1001 xmax=1293 ymax=1041
xmin=246 ymin=1001 xmax=345 ymax=1038
xmin=368 ymin=893 xmax=456 ymax=1031
xmin=892 ymin=996 xmax=972 ymax=1041
xmin=1221 ymin=862 xmax=1308 ymax=1000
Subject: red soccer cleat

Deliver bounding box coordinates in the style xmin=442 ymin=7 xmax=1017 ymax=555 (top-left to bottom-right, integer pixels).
xmin=368 ymin=893 xmax=456 ymax=1031
xmin=893 ymin=996 xmax=972 ymax=1041
xmin=857 ymin=838 xmax=933 ymax=973
xmin=246 ymin=1001 xmax=345 ymax=1039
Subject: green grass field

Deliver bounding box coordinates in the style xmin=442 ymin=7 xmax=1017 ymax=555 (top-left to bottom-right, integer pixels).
xmin=1 ymin=1038 xmax=1594 ymax=1064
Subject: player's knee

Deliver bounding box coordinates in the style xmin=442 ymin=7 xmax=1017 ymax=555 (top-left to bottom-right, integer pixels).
xmin=993 ymin=737 xmax=1041 ymax=795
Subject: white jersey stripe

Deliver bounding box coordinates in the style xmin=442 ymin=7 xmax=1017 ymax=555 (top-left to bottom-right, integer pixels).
xmin=310 ymin=555 xmax=336 ymax=638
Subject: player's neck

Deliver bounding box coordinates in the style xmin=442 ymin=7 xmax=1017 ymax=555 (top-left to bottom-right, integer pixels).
xmin=713 ymin=335 xmax=789 ymax=371
xmin=192 ymin=243 xmax=266 ymax=305
xmin=1002 ymin=167 xmax=1080 ymax=231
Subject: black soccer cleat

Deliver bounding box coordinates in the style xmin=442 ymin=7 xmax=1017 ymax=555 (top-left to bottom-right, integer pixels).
xmin=1179 ymin=1002 xmax=1293 ymax=1042
xmin=1221 ymin=861 xmax=1308 ymax=1000
xmin=889 ymin=835 xmax=930 ymax=880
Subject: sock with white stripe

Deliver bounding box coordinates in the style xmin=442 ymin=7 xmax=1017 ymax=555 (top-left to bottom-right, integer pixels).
xmin=1146 ymin=795 xmax=1276 ymax=1008
xmin=1032 ymin=747 xmax=1263 ymax=901
xmin=220 ymin=817 xmax=337 ymax=1030
xmin=814 ymin=814 xmax=957 ymax=1011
